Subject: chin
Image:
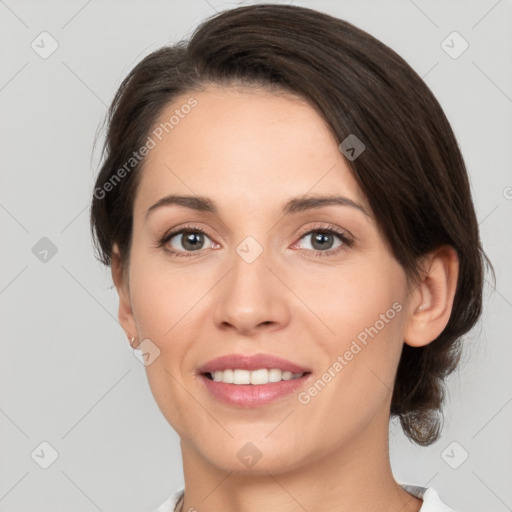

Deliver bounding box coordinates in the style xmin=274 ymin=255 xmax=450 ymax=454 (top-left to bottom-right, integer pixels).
xmin=200 ymin=438 xmax=308 ymax=476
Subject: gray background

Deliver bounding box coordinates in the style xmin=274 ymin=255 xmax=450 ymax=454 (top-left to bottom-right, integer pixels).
xmin=1 ymin=0 xmax=511 ymax=511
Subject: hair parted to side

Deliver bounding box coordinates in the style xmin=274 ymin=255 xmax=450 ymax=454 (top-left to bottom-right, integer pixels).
xmin=90 ymin=4 xmax=494 ymax=446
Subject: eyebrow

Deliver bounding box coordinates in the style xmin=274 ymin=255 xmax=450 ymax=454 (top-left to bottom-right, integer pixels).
xmin=145 ymin=193 xmax=370 ymax=220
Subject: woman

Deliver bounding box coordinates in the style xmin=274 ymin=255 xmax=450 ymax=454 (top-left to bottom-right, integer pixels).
xmin=90 ymin=4 xmax=492 ymax=511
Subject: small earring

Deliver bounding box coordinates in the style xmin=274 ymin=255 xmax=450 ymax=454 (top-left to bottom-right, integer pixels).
xmin=129 ymin=336 xmax=136 ymax=348
xmin=417 ymin=304 xmax=426 ymax=312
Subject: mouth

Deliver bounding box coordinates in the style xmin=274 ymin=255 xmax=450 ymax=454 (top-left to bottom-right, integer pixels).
xmin=198 ymin=368 xmax=313 ymax=407
xmin=196 ymin=353 xmax=312 ymax=407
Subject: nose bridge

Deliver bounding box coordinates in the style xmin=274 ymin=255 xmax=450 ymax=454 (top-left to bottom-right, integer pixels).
xmin=213 ymin=233 xmax=289 ymax=334
xmin=233 ymin=234 xmax=269 ymax=291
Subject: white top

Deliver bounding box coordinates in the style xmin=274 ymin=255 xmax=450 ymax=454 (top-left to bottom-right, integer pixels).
xmin=152 ymin=483 xmax=456 ymax=512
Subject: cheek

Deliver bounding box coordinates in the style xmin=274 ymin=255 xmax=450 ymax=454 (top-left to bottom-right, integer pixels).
xmin=297 ymin=256 xmax=407 ymax=344
xmin=304 ymin=259 xmax=407 ymax=397
xmin=128 ymin=252 xmax=207 ymax=339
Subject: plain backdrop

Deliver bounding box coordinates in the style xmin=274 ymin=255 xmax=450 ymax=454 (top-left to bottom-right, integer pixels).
xmin=1 ymin=1 xmax=511 ymax=511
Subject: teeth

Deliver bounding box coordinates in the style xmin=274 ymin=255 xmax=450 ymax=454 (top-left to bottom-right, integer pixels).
xmin=211 ymin=368 xmax=304 ymax=385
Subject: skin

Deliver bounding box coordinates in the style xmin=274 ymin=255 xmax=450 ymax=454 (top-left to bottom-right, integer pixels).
xmin=111 ymin=85 xmax=459 ymax=512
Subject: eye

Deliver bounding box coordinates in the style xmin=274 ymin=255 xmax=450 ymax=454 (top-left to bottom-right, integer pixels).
xmin=292 ymin=224 xmax=354 ymax=257
xmin=157 ymin=225 xmax=216 ymax=258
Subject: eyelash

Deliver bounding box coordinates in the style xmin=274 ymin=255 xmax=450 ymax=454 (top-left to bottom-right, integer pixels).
xmin=156 ymin=223 xmax=354 ymax=259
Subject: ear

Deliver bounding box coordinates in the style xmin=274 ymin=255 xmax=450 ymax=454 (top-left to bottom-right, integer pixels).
xmin=111 ymin=244 xmax=139 ymax=348
xmin=403 ymin=245 xmax=459 ymax=348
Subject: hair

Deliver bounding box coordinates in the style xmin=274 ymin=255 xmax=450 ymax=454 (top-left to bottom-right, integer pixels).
xmin=90 ymin=3 xmax=494 ymax=446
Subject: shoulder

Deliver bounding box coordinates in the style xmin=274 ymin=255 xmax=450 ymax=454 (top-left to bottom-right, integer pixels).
xmin=152 ymin=488 xmax=184 ymax=512
xmin=399 ymin=482 xmax=457 ymax=512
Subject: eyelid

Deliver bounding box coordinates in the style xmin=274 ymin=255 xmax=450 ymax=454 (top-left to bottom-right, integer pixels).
xmin=160 ymin=223 xmax=213 ymax=242
xmin=295 ymin=223 xmax=353 ymax=243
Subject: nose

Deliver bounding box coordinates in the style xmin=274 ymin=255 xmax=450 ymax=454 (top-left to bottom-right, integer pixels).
xmin=213 ymin=246 xmax=291 ymax=336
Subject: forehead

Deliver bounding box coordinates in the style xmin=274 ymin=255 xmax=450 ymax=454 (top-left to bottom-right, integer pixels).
xmin=134 ymin=85 xmax=369 ymax=218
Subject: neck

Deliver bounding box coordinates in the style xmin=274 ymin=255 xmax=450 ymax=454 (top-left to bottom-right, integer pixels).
xmin=178 ymin=407 xmax=422 ymax=512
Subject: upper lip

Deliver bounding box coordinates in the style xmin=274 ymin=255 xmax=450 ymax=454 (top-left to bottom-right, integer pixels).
xmin=197 ymin=353 xmax=311 ymax=375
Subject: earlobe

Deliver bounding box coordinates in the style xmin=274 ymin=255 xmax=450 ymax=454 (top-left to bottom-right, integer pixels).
xmin=403 ymin=246 xmax=459 ymax=348
xmin=111 ymin=245 xmax=138 ymax=343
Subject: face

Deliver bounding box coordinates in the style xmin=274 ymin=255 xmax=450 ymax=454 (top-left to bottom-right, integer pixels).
xmin=117 ymin=85 xmax=414 ymax=475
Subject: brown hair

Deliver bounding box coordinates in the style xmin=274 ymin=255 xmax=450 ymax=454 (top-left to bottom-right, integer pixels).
xmin=90 ymin=4 xmax=494 ymax=445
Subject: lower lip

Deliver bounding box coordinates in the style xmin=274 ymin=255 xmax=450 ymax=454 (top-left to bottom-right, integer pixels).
xmin=199 ymin=373 xmax=311 ymax=407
